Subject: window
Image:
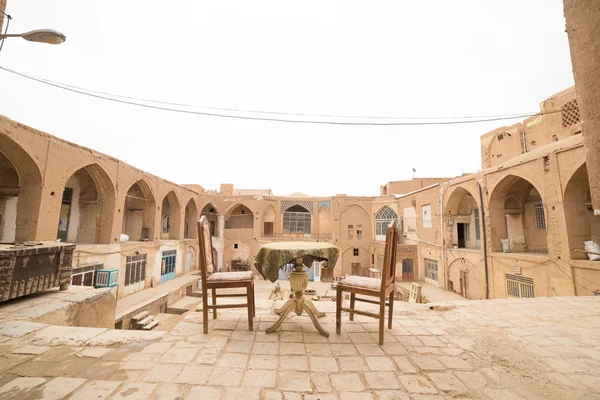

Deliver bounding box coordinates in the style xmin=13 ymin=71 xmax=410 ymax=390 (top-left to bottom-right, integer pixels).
xmin=162 ymin=215 xmax=170 ymax=233
xmin=348 ymin=225 xmax=353 ymax=239
xmin=375 ymin=206 xmax=398 ymax=239
xmin=424 ymin=258 xmax=438 ymax=282
xmin=70 ymin=264 xmax=100 ymax=286
xmin=422 ymin=205 xmax=432 ymax=228
xmin=184 ymin=220 xmax=189 ymax=237
xmin=474 ymin=208 xmax=480 ymax=241
xmin=125 ymin=254 xmax=146 ymax=286
xmin=283 ymin=205 xmax=311 ymax=234
xmin=561 ymin=99 xmax=580 ymax=127
xmin=161 ymin=250 xmax=177 ymax=279
xmin=356 ymin=225 xmax=362 ymax=239
xmin=506 ymin=274 xmax=534 ymax=298
xmin=263 ymin=222 xmax=274 ymax=236
xmin=534 ymin=203 xmax=546 ymax=230
xmin=371 ymin=254 xmax=375 ymax=265
xmin=353 ymin=248 xmax=359 ymax=256
xmin=234 ymin=243 xmax=238 ymax=249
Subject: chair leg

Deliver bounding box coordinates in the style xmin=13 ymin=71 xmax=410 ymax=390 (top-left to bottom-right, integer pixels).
xmin=247 ymin=283 xmax=254 ymax=331
xmin=202 ymin=287 xmax=209 ymax=335
xmin=349 ymin=293 xmax=355 ymax=321
xmin=379 ymin=297 xmax=385 ymax=345
xmin=388 ymin=291 xmax=394 ymax=329
xmin=212 ymin=288 xmax=217 ymax=319
xmin=252 ymin=281 xmax=256 ymax=317
xmin=336 ymin=285 xmax=342 ymax=334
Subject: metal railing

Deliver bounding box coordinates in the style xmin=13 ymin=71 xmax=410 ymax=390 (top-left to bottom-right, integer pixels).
xmin=261 ymin=233 xmax=333 ymax=241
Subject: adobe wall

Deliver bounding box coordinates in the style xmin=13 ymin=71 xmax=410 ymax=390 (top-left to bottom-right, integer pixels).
xmin=381 ymin=178 xmax=450 ymax=195
xmin=564 ymin=0 xmax=600 ymax=212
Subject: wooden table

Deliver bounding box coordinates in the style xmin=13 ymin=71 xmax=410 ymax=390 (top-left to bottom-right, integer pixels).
xmin=254 ymin=242 xmax=339 ymax=337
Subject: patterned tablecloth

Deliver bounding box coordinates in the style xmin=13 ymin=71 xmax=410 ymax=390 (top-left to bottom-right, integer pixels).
xmin=254 ymin=242 xmax=339 ymax=283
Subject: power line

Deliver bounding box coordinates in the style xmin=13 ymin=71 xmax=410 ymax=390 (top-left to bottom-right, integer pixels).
xmin=0 ymin=65 xmax=564 ymax=126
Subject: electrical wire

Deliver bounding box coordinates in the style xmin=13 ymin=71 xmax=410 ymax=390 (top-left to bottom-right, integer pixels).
xmin=0 ymin=65 xmax=567 ymax=126
xmin=0 ymin=13 xmax=11 ymax=56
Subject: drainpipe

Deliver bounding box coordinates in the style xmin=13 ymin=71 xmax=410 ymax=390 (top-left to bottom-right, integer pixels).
xmin=440 ymin=185 xmax=446 ymax=290
xmin=478 ymin=181 xmax=490 ymax=299
xmin=521 ymin=128 xmax=528 ymax=154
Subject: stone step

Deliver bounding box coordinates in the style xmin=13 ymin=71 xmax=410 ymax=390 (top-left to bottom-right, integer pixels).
xmin=132 ymin=310 xmax=149 ymax=321
xmin=142 ymin=320 xmax=159 ymax=330
xmin=137 ymin=315 xmax=154 ymax=326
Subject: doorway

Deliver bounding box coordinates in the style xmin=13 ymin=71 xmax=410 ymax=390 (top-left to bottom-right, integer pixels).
xmin=402 ymin=259 xmax=414 ymax=281
xmin=457 ymin=223 xmax=469 ymax=248
xmin=57 ymin=188 xmax=73 ymax=242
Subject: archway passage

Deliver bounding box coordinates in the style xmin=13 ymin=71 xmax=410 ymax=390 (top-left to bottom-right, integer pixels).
xmin=564 ymin=164 xmax=600 ymax=259
xmin=489 ymin=175 xmax=548 ymax=253
xmin=184 ymin=198 xmax=199 ymax=239
xmin=56 ymin=164 xmax=116 ymax=244
xmin=201 ymin=203 xmax=219 ymax=237
xmin=446 ymin=187 xmax=481 ymax=249
xmin=225 ymin=204 xmax=254 ymax=230
xmin=122 ymin=180 xmax=155 ymax=241
xmin=283 ymin=204 xmax=311 ymax=234
xmin=375 ymin=206 xmax=397 ymax=241
xmin=318 ymin=205 xmax=331 ymax=239
xmin=0 ymin=138 xmax=43 ymax=243
xmin=161 ymin=191 xmax=182 ymax=240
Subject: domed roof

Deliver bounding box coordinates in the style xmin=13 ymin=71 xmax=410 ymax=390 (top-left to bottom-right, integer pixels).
xmin=288 ymin=192 xmax=310 ymax=197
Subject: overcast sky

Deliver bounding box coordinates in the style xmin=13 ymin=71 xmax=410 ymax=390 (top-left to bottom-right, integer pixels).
xmin=0 ymin=1 xmax=574 ymax=196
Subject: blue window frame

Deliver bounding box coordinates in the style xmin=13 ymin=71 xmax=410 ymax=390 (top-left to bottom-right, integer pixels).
xmin=160 ymin=250 xmax=177 ymax=283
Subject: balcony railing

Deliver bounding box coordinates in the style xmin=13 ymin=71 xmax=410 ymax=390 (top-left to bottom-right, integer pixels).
xmin=261 ymin=233 xmax=333 ymax=241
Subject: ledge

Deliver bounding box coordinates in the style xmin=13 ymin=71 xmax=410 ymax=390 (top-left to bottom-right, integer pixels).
xmin=490 ymin=252 xmax=550 ymax=262
xmin=570 ymin=259 xmax=600 ymax=271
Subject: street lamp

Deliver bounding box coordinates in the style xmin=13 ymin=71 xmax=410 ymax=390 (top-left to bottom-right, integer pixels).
xmin=0 ymin=29 xmax=66 ymax=45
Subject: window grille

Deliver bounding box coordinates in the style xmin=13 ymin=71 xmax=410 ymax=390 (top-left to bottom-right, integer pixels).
xmin=506 ymin=274 xmax=534 ymax=298
xmin=125 ymin=254 xmax=147 ymax=286
xmin=561 ymin=99 xmax=580 ymax=127
xmin=353 ymin=248 xmax=359 ymax=256
xmin=534 ymin=203 xmax=546 ymax=230
xmin=375 ymin=206 xmax=398 ymax=237
xmin=463 ymin=223 xmax=470 ymax=242
xmin=283 ymin=206 xmax=311 ymax=234
xmin=162 ymin=215 xmax=170 ymax=233
xmin=161 ymin=250 xmax=177 ymax=278
xmin=474 ymin=208 xmax=480 ymax=240
xmin=356 ymin=225 xmax=362 ymax=239
xmin=424 ymin=258 xmax=438 ymax=282
xmin=348 ymin=225 xmax=353 ymax=239
xmin=422 ymin=205 xmax=432 ymax=228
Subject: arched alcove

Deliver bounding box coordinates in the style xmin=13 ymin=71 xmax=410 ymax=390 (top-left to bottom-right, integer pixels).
xmin=184 ymin=198 xmax=199 ymax=239
xmin=262 ymin=204 xmax=275 ymax=237
xmin=201 ymin=203 xmax=220 ymax=237
xmin=375 ymin=206 xmax=397 ymax=241
xmin=225 ymin=204 xmax=254 ymax=230
xmin=161 ymin=191 xmax=182 ymax=240
xmin=445 ymin=187 xmax=480 ymax=249
xmin=122 ymin=180 xmax=155 ymax=241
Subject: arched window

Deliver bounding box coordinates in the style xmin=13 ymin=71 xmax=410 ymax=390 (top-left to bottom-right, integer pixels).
xmin=283 ymin=205 xmax=311 ymax=234
xmin=375 ymin=206 xmax=397 ymax=240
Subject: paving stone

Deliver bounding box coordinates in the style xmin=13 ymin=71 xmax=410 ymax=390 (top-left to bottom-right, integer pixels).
xmin=413 ymin=347 xmax=441 ymax=354
xmin=309 ymin=356 xmax=338 ymax=372
xmin=364 ymin=371 xmax=401 ymax=389
xmin=262 ymin=389 xmax=283 ymax=400
xmin=249 ymin=354 xmax=278 ymax=370
xmin=242 ymin=369 xmax=277 ymax=388
xmin=393 ymin=356 xmax=418 ymax=373
xmin=566 ymin=374 xmax=600 ymax=391
xmin=0 ymin=376 xmax=46 ymax=397
xmin=280 ymin=342 xmax=306 ymax=355
xmin=253 ymin=341 xmax=279 ymax=355
xmin=282 ymin=392 xmax=303 ymax=400
xmin=310 ymin=372 xmax=331 ymax=392
xmin=45 ymin=356 xmax=98 ymax=377
xmin=160 ymin=347 xmax=198 ymax=364
xmin=187 ymin=385 xmax=222 ymax=399
xmin=79 ymin=347 xmax=112 ymax=358
xmin=304 ymin=332 xmax=329 ymax=343
xmin=231 ymin=331 xmax=256 ymax=341
xmin=406 ymin=327 xmax=431 ymax=335
xmin=417 ymin=336 xmax=445 ymax=347
xmin=304 ymin=395 xmax=336 ymax=400
xmin=374 ymin=390 xmax=411 ymax=400
xmin=398 ymin=375 xmax=438 ymax=394
xmin=348 ymin=332 xmax=374 ymax=343
xmin=141 ymin=342 xmax=174 ymax=354
xmin=86 ymin=330 xmax=165 ymax=346
xmin=428 ymin=372 xmax=467 ymax=392
xmin=208 ymin=367 xmax=244 ymax=386
xmin=278 ymin=371 xmax=311 ymax=392
xmin=542 ymin=372 xmax=580 ymax=389
xmin=196 ymin=348 xmax=220 ymax=364
xmin=437 ymin=355 xmax=472 ymax=370
xmin=40 ymin=377 xmax=87 ymax=399
xmin=150 ymin=383 xmax=188 ymax=400
xmin=330 ymin=344 xmax=358 ymax=356
xmin=223 ymin=387 xmax=261 ymax=399
xmin=366 ymin=356 xmax=396 ymax=371
xmin=226 ymin=340 xmax=253 ymax=353
xmin=279 ymin=355 xmax=309 ymax=371
xmin=340 ymin=393 xmax=375 ymax=400
xmin=410 ymin=355 xmax=445 ymax=371
xmin=455 ymin=371 xmax=488 ymax=390
xmin=339 ymin=356 xmax=368 ymax=371
xmin=69 ymin=380 xmax=122 ymax=400
xmin=175 ymin=364 xmax=212 ymax=384
xmin=10 ymin=345 xmax=50 ymax=355
xmin=280 ymin=331 xmax=303 ymax=342
xmin=305 ymin=343 xmax=332 ymax=356
xmin=356 ymin=344 xmax=385 ymax=356
xmin=219 ymin=353 xmax=248 ymax=368
xmin=32 ymin=326 xmax=107 ymax=346
xmin=0 ymin=321 xmax=48 ymax=337
xmin=331 ymin=373 xmax=364 ymax=391
xmin=120 ymin=361 xmax=154 ymax=370
xmin=143 ymin=364 xmax=184 ymax=383
xmin=483 ymin=388 xmax=526 ymax=400
xmin=382 ymin=343 xmax=408 ymax=355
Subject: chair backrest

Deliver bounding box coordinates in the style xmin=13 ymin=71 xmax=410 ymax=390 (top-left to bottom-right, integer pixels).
xmin=197 ymin=216 xmax=215 ymax=294
xmin=380 ymin=220 xmax=399 ymax=292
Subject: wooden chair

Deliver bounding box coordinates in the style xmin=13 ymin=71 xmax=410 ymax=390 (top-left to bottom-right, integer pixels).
xmin=336 ymin=221 xmax=398 ymax=345
xmin=198 ymin=216 xmax=255 ymax=334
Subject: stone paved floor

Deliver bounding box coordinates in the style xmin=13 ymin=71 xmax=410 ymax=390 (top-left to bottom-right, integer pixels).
xmin=0 ymin=294 xmax=599 ymax=399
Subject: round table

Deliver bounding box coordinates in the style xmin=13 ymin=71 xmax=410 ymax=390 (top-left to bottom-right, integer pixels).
xmin=254 ymin=241 xmax=339 ymax=337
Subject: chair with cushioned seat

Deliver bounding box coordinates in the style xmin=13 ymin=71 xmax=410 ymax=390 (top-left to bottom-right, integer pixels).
xmin=198 ymin=216 xmax=255 ymax=334
xmin=336 ymin=221 xmax=398 ymax=345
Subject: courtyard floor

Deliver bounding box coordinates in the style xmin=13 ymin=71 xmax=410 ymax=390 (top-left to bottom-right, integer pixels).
xmin=0 ymin=287 xmax=599 ymax=399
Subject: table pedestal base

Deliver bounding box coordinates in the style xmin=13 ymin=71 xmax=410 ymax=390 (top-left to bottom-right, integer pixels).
xmin=266 ymin=257 xmax=329 ymax=337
